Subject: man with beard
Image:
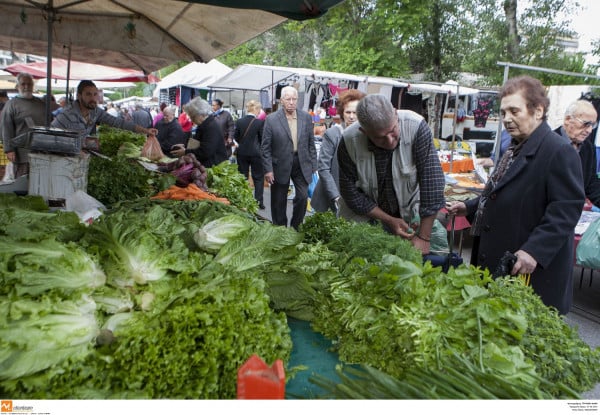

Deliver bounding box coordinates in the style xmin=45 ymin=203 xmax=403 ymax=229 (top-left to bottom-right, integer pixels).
xmin=52 ymin=80 xmax=157 ymax=138
xmin=1 ymin=72 xmax=47 ymax=177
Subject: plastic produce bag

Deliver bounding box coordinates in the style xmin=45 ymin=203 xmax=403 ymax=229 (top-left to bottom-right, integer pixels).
xmin=65 ymin=190 xmax=105 ymax=224
xmin=141 ymin=134 xmax=165 ymax=161
xmin=576 ymin=217 xmax=600 ymax=269
xmin=1 ymin=161 xmax=15 ymax=183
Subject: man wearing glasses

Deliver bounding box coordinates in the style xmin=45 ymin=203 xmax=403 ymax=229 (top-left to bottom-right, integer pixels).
xmin=337 ymin=94 xmax=446 ymax=255
xmin=555 ymin=100 xmax=600 ymax=208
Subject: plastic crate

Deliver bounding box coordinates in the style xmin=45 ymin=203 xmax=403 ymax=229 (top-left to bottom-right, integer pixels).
xmin=0 ymin=144 xmax=8 ymax=166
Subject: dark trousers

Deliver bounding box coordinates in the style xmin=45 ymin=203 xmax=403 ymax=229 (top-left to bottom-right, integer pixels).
xmin=270 ymin=154 xmax=309 ymax=230
xmin=237 ymin=154 xmax=264 ymax=204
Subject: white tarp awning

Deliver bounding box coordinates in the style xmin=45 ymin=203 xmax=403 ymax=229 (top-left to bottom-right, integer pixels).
xmin=153 ymin=60 xmax=232 ymax=97
xmin=209 ymin=64 xmax=366 ymax=91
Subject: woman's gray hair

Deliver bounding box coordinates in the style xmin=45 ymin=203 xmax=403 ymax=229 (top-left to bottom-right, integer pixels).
xmin=183 ymin=97 xmax=212 ymax=120
xmin=356 ymin=94 xmax=397 ymax=132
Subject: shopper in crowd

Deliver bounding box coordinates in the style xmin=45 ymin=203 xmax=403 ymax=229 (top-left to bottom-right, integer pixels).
xmin=52 ymin=80 xmax=157 ymax=138
xmin=0 ymin=90 xmax=8 ymax=113
xmin=235 ymin=100 xmax=265 ymax=209
xmin=156 ymin=105 xmax=186 ymax=158
xmin=1 ymin=72 xmax=47 ymax=177
xmin=171 ymin=97 xmax=227 ymax=167
xmin=447 ymin=75 xmax=585 ymax=315
xmin=262 ymin=86 xmax=318 ymax=230
xmin=337 ymin=94 xmax=446 ymax=255
xmin=311 ymin=89 xmax=365 ymax=214
xmin=132 ymin=103 xmax=153 ymax=129
xmin=212 ymin=98 xmax=235 ymax=158
xmin=153 ymin=102 xmax=167 ymax=126
xmin=178 ymin=110 xmax=193 ymax=141
xmin=51 ymin=96 xmax=67 ymax=118
xmin=554 ymin=99 xmax=600 ymax=208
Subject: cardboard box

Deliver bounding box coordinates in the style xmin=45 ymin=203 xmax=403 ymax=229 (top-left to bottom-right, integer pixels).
xmin=28 ymin=152 xmax=90 ymax=202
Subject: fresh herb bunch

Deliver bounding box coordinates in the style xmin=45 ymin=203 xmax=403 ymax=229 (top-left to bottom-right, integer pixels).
xmin=206 ymin=161 xmax=258 ymax=214
xmin=301 ymin=213 xmax=422 ymax=266
xmin=299 ymin=211 xmax=352 ymax=244
xmin=87 ymin=156 xmax=175 ymax=206
xmin=312 ymin=255 xmax=600 ymax=397
xmin=310 ymin=354 xmax=579 ymax=399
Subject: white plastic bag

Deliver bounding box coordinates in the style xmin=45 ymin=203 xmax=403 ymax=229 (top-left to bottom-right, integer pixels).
xmin=1 ymin=161 xmax=15 ymax=184
xmin=65 ymin=190 xmax=105 ymax=224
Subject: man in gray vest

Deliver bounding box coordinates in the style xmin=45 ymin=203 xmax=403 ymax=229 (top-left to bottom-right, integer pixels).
xmin=337 ymin=94 xmax=446 ymax=254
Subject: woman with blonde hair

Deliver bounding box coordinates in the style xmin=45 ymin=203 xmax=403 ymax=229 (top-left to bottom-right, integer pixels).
xmin=234 ymin=100 xmax=265 ymax=209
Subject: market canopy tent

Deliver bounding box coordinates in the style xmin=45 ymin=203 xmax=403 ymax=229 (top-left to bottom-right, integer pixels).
xmin=153 ymin=60 xmax=232 ymax=98
xmin=209 ymin=64 xmax=366 ymax=92
xmin=0 ymin=0 xmax=345 ymax=124
xmin=5 ymin=59 xmax=159 ymax=83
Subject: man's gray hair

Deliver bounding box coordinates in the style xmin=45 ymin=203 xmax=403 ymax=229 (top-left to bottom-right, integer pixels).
xmin=565 ymin=100 xmax=597 ymax=117
xmin=356 ymin=94 xmax=397 ymax=132
xmin=16 ymin=72 xmax=33 ymax=83
xmin=280 ymin=85 xmax=298 ymax=100
xmin=183 ymin=97 xmax=212 ymax=120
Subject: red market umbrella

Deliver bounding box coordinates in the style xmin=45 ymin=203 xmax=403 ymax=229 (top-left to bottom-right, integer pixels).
xmin=4 ymin=59 xmax=159 ymax=83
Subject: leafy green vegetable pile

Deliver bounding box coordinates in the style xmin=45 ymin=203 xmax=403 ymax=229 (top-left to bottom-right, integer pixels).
xmin=2 ymin=198 xmax=600 ymax=400
xmin=0 ymin=196 xmax=292 ymax=398
xmin=313 ymin=255 xmax=600 ymax=398
xmin=300 ymin=212 xmax=600 ymax=398
xmin=207 ymin=161 xmax=259 ymax=214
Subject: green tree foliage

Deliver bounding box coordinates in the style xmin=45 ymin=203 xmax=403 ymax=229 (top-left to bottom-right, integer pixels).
xmin=217 ymin=0 xmax=597 ymax=86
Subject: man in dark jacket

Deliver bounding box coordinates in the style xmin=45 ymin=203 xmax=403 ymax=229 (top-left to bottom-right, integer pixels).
xmin=262 ymin=86 xmax=317 ymax=229
xmin=212 ymin=98 xmax=235 ymax=158
xmin=132 ymin=103 xmax=153 ymax=129
xmin=156 ymin=106 xmax=186 ymax=158
xmin=554 ymin=99 xmax=600 ymax=208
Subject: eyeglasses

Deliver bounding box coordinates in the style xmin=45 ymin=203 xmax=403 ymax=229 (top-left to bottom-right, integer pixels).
xmin=572 ymin=116 xmax=598 ymax=129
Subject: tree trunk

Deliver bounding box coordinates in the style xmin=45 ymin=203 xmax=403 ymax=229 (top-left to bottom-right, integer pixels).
xmin=504 ymin=0 xmax=520 ymax=60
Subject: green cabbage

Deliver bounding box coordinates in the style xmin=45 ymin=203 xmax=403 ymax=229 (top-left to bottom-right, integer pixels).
xmin=0 ymin=238 xmax=106 ymax=297
xmin=193 ymin=214 xmax=255 ymax=252
xmin=0 ymin=293 xmax=99 ymax=381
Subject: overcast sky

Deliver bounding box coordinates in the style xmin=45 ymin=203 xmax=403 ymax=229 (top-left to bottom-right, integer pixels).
xmin=563 ymin=0 xmax=598 ymax=64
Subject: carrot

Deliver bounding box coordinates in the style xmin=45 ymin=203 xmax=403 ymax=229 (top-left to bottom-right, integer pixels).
xmin=151 ymin=184 xmax=230 ymax=204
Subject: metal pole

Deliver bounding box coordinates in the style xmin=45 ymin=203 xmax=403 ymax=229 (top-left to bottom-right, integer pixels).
xmin=65 ymin=44 xmax=71 ymax=103
xmin=45 ymin=1 xmax=55 ymax=126
xmin=492 ymin=63 xmax=511 ymax=166
xmin=448 ymin=83 xmax=459 ymax=174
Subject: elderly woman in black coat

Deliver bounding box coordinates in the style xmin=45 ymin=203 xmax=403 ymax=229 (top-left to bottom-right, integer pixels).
xmin=171 ymin=97 xmax=228 ymax=168
xmin=448 ymin=76 xmax=585 ymax=315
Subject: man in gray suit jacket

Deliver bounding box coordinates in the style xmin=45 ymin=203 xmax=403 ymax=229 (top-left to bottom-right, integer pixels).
xmin=262 ymin=86 xmax=318 ymax=229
